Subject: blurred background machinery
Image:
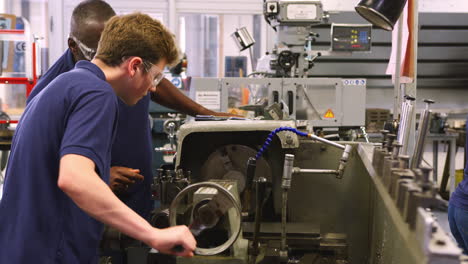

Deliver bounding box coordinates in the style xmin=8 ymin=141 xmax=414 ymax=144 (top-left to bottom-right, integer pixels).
xmin=190 ymin=0 xmax=371 ymax=136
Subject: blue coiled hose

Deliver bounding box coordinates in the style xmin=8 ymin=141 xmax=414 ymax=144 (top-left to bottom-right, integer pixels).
xmin=255 ymin=127 xmax=309 ymax=160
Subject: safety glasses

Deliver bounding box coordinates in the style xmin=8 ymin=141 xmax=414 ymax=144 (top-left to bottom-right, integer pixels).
xmin=69 ymin=35 xmax=97 ymax=61
xmin=142 ymin=60 xmax=165 ymax=87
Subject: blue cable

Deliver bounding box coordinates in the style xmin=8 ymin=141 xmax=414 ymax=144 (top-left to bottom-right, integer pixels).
xmin=255 ymin=127 xmax=309 ymax=160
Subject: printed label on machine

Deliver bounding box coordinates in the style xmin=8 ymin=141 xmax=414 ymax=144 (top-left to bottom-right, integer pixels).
xmin=196 ymin=91 xmax=221 ymax=110
xmin=287 ymin=4 xmax=317 ymax=20
xmin=15 ymin=42 xmax=26 ymax=53
xmin=342 ymin=79 xmax=366 ymax=86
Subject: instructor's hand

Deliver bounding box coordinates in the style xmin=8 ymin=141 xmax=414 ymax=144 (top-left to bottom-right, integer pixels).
xmin=148 ymin=226 xmax=196 ymax=257
xmin=109 ymin=166 xmax=144 ymax=193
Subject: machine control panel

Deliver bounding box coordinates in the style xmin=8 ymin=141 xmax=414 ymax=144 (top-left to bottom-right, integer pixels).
xmin=331 ymin=24 xmax=372 ymax=52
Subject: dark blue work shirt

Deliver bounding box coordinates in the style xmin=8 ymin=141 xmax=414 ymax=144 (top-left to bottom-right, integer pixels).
xmin=450 ymin=117 xmax=468 ymax=210
xmin=112 ymin=94 xmax=153 ymax=219
xmin=0 ymin=61 xmax=118 ymax=264
xmin=27 ymin=50 xmax=154 ymax=219
xmin=26 ymin=49 xmax=75 ymax=104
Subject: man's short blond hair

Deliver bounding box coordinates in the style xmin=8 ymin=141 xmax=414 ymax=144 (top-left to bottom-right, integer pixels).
xmin=95 ymin=13 xmax=179 ymax=66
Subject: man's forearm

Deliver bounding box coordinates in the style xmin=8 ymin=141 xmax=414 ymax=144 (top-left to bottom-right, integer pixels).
xmin=151 ymin=78 xmax=216 ymax=116
xmin=58 ymin=154 xmax=156 ymax=244
xmin=58 ymin=154 xmax=196 ymax=257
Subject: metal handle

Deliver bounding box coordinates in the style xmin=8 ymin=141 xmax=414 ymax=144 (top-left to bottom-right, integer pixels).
xmin=281 ymin=154 xmax=294 ymax=260
xmin=411 ymin=109 xmax=432 ymax=169
xmin=249 ymin=177 xmax=268 ymax=264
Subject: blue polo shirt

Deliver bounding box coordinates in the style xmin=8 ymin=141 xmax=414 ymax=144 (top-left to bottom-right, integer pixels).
xmin=111 ymin=95 xmax=153 ymax=219
xmin=0 ymin=61 xmax=118 ymax=263
xmin=449 ymin=117 xmax=468 ymax=210
xmin=27 ymin=49 xmax=75 ymax=104
xmin=27 ymin=50 xmax=154 ymax=219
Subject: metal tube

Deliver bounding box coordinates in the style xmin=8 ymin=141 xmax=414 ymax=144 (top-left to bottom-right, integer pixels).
xmin=360 ymin=126 xmax=370 ymax=143
xmin=398 ymin=155 xmax=410 ymax=169
xmin=337 ymin=144 xmax=352 ymax=179
xmin=432 ymin=141 xmax=438 ymax=183
xmin=250 ymin=177 xmax=267 ymax=264
xmin=402 ymin=100 xmax=409 ymax=119
xmin=449 ymin=138 xmax=456 ymax=193
xmin=308 ymin=134 xmax=345 ymax=150
xmin=381 ymin=130 xmax=389 ymax=149
xmin=393 ymin=15 xmax=404 ymax=118
xmin=291 ymin=143 xmax=352 ymax=179
xmin=400 ymin=103 xmax=414 ymax=155
xmin=282 ymin=154 xmax=294 ymax=189
xmin=406 ymin=0 xmax=420 ymax=158
xmin=294 ymin=168 xmax=338 ymax=175
xmin=411 ymin=110 xmax=432 ymax=169
xmin=397 ymin=101 xmax=408 ymax=142
xmin=400 ymin=102 xmax=409 ymax=137
xmin=385 ymin=134 xmax=397 ymax=153
xmin=392 ymin=143 xmax=402 ymax=160
xmin=281 ymin=191 xmax=288 ymax=253
xmin=246 ymin=157 xmax=257 ymax=188
xmin=249 ymin=47 xmax=256 ymax=73
xmin=400 ymin=102 xmax=408 ymax=124
xmin=280 ymin=154 xmax=294 ymax=256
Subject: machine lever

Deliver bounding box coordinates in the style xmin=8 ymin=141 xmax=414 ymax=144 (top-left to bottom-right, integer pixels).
xmin=280 ymin=154 xmax=294 ymax=262
xmin=149 ymin=245 xmax=187 ymax=255
xmin=249 ymin=177 xmax=268 ymax=264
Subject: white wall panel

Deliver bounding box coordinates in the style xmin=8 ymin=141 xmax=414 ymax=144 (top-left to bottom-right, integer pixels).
xmin=176 ymin=0 xmax=263 ymax=14
xmin=47 ymin=0 xmax=468 ymax=71
xmin=48 ymin=0 xmax=64 ymax=65
xmin=48 ymin=0 xmax=169 ymax=64
xmin=322 ymin=0 xmax=468 ymax=12
xmin=0 ymin=0 xmax=7 ymax=13
xmin=420 ymin=0 xmax=468 ymax=12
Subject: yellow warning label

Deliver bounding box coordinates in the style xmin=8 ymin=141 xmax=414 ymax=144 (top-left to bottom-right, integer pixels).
xmin=323 ymin=108 xmax=335 ymax=118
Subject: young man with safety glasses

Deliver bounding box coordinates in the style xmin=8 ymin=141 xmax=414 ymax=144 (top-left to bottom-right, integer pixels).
xmin=0 ymin=13 xmax=196 ymax=263
xmin=27 ymin=0 xmax=230 ymax=222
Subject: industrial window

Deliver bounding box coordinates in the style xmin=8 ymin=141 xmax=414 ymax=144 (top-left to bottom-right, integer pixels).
xmin=179 ymin=14 xmax=266 ymax=78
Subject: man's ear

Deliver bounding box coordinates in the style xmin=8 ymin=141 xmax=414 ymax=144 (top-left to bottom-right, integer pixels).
xmin=67 ymin=38 xmax=76 ymax=50
xmin=126 ymin=57 xmax=144 ymax=78
xmin=67 ymin=38 xmax=79 ymax=60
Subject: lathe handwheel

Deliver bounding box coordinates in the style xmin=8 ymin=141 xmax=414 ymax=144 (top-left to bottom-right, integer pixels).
xmin=169 ymin=182 xmax=242 ymax=256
